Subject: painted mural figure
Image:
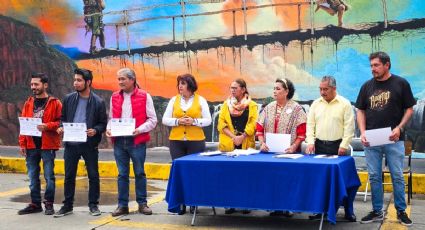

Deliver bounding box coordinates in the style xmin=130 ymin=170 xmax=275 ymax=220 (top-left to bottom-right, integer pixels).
xmin=315 ymin=0 xmax=349 ymax=27
xmin=105 ymin=68 xmax=157 ymax=217
xmin=162 ymin=73 xmax=212 ymax=215
xmin=17 ymin=73 xmax=62 ymax=216
xmin=305 ymin=75 xmax=356 ymax=222
xmin=217 ymin=78 xmax=258 ymax=215
xmin=54 ymin=68 xmax=107 ymax=218
xmin=356 ymin=52 xmax=415 ymax=226
xmin=83 ymin=0 xmax=106 ymax=54
xmin=255 ymin=78 xmax=307 ymax=217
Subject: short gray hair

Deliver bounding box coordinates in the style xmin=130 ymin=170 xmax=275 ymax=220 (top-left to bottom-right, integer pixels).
xmin=321 ymin=76 xmax=336 ymax=87
xmin=117 ymin=68 xmax=136 ymax=80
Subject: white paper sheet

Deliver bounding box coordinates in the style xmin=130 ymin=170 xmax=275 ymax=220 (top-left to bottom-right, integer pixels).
xmin=314 ymin=154 xmax=338 ymax=159
xmin=365 ymin=127 xmax=394 ymax=147
xmin=199 ymin=151 xmax=223 ymax=156
xmin=265 ymin=133 xmax=291 ymax=153
xmin=63 ymin=123 xmax=87 ymax=142
xmin=111 ymin=118 xmax=135 ymax=136
xmin=19 ymin=117 xmax=42 ymax=137
xmin=274 ymin=154 xmax=304 ymax=159
xmin=232 ymin=148 xmax=260 ymax=155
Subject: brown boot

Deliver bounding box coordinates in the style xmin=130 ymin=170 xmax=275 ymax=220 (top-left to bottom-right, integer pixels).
xmin=111 ymin=206 xmax=129 ymax=217
xmin=138 ymin=203 xmax=152 ymax=215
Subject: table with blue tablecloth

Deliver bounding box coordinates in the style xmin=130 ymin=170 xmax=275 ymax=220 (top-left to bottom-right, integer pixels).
xmin=165 ymin=153 xmax=361 ymax=224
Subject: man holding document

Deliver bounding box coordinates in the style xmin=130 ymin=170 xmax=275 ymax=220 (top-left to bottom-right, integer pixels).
xmin=106 ymin=68 xmax=157 ymax=217
xmin=18 ymin=73 xmax=62 ymax=215
xmin=356 ymin=52 xmax=416 ymax=226
xmin=55 ymin=68 xmax=107 ymax=217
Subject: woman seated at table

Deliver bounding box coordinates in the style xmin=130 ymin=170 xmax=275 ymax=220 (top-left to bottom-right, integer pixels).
xmin=217 ymin=78 xmax=258 ymax=215
xmin=256 ymin=78 xmax=307 ymax=217
xmin=162 ymin=73 xmax=212 ymax=214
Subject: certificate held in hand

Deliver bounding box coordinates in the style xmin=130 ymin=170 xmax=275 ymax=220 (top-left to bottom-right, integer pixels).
xmin=19 ymin=117 xmax=42 ymax=137
xmin=111 ymin=118 xmax=135 ymax=137
xmin=63 ymin=123 xmax=87 ymax=142
xmin=265 ymin=132 xmax=291 ymax=153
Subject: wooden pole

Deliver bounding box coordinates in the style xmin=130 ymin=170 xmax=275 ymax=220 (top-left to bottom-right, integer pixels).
xmin=232 ymin=10 xmax=236 ymax=36
xmin=172 ymin=17 xmax=176 ymax=42
xmin=181 ymin=0 xmax=187 ymax=48
xmin=242 ymin=0 xmax=247 ymax=40
xmin=298 ymin=4 xmax=301 ymax=30
xmin=115 ymin=25 xmax=119 ymax=50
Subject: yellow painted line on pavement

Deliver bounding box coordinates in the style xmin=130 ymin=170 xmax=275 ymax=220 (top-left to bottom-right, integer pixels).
xmin=381 ymin=197 xmax=411 ymax=230
xmin=0 ymin=178 xmax=66 ymax=198
xmin=0 ymin=157 xmax=171 ymax=180
xmin=89 ymin=193 xmax=166 ymax=226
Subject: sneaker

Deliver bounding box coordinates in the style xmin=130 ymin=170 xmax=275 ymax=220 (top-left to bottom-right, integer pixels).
xmin=138 ymin=203 xmax=152 ymax=215
xmin=53 ymin=206 xmax=73 ymax=218
xmin=17 ymin=203 xmax=43 ymax=215
xmin=89 ymin=205 xmax=101 ymax=216
xmin=360 ymin=211 xmax=384 ymax=224
xmin=44 ymin=202 xmax=55 ymax=215
xmin=111 ymin=206 xmax=129 ymax=217
xmin=397 ymin=211 xmax=412 ymax=226
xmin=309 ymin=213 xmax=326 ymax=220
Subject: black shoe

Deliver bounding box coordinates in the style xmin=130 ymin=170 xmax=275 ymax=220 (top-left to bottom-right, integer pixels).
xmin=178 ymin=205 xmax=186 ymax=215
xmin=111 ymin=206 xmax=129 ymax=217
xmin=17 ymin=203 xmax=42 ymax=215
xmin=309 ymin=213 xmax=326 ymax=220
xmin=189 ymin=206 xmax=198 ymax=214
xmin=270 ymin=211 xmax=293 ymax=217
xmin=225 ymin=208 xmax=236 ymax=215
xmin=241 ymin=210 xmax=251 ymax=214
xmin=344 ymin=214 xmax=357 ymax=222
xmin=44 ymin=202 xmax=54 ymax=215
xmin=360 ymin=211 xmax=384 ymax=224
xmin=89 ymin=205 xmax=101 ymax=216
xmin=53 ymin=206 xmax=73 ymax=218
xmin=397 ymin=211 xmax=412 ymax=226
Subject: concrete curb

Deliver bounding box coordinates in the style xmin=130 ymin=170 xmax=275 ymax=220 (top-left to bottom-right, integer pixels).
xmin=1 ymin=156 xmax=424 ymax=194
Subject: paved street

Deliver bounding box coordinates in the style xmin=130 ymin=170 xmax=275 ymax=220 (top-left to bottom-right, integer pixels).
xmin=0 ymin=173 xmax=424 ymax=230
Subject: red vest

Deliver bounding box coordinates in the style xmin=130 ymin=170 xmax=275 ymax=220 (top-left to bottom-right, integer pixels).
xmin=111 ymin=88 xmax=150 ymax=144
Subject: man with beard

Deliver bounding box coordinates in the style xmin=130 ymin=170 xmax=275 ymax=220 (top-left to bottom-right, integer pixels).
xmin=356 ymin=52 xmax=415 ymax=226
xmin=18 ymin=73 xmax=62 ymax=215
xmin=54 ymin=68 xmax=107 ymax=217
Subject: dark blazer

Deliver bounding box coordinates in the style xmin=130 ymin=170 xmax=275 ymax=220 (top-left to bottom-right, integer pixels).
xmin=61 ymin=91 xmax=107 ymax=148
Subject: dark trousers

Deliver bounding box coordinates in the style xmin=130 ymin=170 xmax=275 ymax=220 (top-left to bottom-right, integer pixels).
xmin=169 ymin=140 xmax=205 ymax=160
xmin=26 ymin=149 xmax=56 ymax=205
xmin=63 ymin=143 xmax=99 ymax=208
xmin=314 ymin=139 xmax=342 ymax=155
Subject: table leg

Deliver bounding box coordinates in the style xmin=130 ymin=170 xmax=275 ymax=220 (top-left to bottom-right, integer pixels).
xmin=319 ymin=213 xmax=324 ymax=230
xmin=212 ymin=207 xmax=216 ymax=215
xmin=191 ymin=206 xmax=198 ymax=226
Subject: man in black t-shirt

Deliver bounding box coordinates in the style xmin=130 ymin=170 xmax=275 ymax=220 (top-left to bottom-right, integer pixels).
xmin=355 ymin=52 xmax=416 ymax=226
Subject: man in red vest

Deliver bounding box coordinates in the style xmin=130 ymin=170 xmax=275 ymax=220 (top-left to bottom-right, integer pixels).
xmin=106 ymin=68 xmax=157 ymax=216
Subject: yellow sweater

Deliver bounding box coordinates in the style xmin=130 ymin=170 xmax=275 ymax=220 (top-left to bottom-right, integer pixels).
xmin=217 ymin=100 xmax=258 ymax=152
xmin=169 ymin=94 xmax=205 ymax=141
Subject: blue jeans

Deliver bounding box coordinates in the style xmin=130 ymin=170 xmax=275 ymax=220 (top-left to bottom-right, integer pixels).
xmin=365 ymin=141 xmax=406 ymax=213
xmin=63 ymin=143 xmax=100 ymax=208
xmin=114 ymin=137 xmax=147 ymax=207
xmin=26 ymin=149 xmax=56 ymax=205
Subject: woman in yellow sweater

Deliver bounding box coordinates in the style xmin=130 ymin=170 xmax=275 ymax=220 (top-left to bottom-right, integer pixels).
xmin=217 ymin=78 xmax=258 ymax=214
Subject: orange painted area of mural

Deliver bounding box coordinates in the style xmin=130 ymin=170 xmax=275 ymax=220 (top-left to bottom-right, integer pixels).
xmin=76 ymin=53 xmax=250 ymax=102
xmin=221 ymin=0 xmax=258 ymax=35
xmin=272 ymin=0 xmax=309 ymax=30
xmin=0 ymin=0 xmax=79 ymax=42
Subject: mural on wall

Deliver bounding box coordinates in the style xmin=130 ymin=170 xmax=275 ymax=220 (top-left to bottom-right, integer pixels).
xmin=1 ymin=0 xmax=424 ymax=150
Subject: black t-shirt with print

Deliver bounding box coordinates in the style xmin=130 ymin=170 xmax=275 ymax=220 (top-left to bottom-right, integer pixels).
xmin=355 ymin=75 xmax=416 ymax=140
xmin=32 ymin=97 xmax=48 ymax=149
